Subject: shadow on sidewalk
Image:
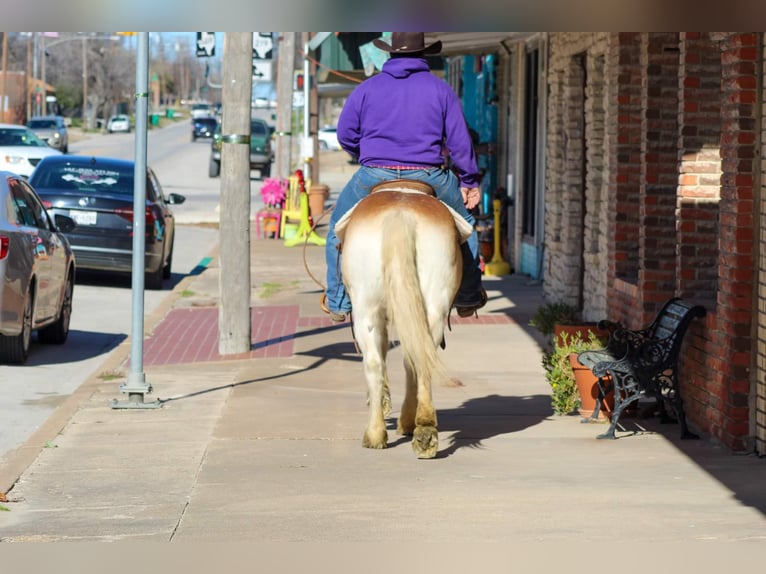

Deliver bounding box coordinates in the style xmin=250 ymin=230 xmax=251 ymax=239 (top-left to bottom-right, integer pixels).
xmin=384 ymin=393 xmax=553 ymax=458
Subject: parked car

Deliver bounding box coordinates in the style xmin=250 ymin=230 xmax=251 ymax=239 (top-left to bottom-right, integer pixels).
xmin=26 ymin=115 xmax=69 ymax=153
xmin=0 ymin=171 xmax=76 ymax=363
xmin=191 ymin=103 xmax=213 ymax=119
xmin=317 ymin=126 xmax=341 ymax=151
xmin=209 ymin=117 xmax=273 ymax=178
xmin=192 ymin=116 xmax=218 ymax=142
xmin=106 ymin=114 xmax=131 ymax=134
xmin=28 ymin=155 xmax=185 ymax=290
xmin=0 ymin=124 xmax=63 ymax=179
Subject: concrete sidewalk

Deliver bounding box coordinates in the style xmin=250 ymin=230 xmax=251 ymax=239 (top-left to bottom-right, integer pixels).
xmin=1 ymin=177 xmax=765 ymax=542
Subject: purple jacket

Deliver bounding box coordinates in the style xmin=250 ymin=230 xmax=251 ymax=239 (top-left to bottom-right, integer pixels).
xmin=337 ymin=57 xmax=480 ymax=188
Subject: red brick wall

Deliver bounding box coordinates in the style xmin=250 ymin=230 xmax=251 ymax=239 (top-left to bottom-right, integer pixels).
xmin=609 ymin=33 xmax=643 ymax=326
xmin=641 ymin=33 xmax=681 ymax=315
xmin=703 ymin=32 xmax=757 ymax=450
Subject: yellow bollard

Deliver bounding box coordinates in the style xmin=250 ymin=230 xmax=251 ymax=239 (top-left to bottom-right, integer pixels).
xmin=484 ymin=198 xmax=511 ymax=276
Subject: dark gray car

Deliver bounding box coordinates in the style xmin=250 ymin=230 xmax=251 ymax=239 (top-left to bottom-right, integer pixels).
xmin=27 ymin=115 xmax=69 ymax=153
xmin=29 ymin=155 xmax=185 ymax=290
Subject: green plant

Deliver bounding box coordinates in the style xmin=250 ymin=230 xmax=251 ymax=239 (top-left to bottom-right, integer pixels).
xmin=529 ymin=302 xmax=581 ymax=338
xmin=542 ymin=330 xmax=604 ymax=415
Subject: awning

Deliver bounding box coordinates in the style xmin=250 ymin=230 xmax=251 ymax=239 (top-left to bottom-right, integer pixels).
xmin=425 ymin=32 xmax=537 ymax=55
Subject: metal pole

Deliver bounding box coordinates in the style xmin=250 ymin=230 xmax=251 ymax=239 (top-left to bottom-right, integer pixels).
xmin=32 ymin=33 xmax=38 ymax=116
xmin=82 ymin=38 xmax=87 ymax=128
xmin=112 ymin=32 xmax=159 ymax=409
xmin=41 ymin=36 xmax=46 ymax=116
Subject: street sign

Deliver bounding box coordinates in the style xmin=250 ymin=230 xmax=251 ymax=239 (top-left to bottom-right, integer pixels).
xmin=253 ymin=61 xmax=272 ymax=81
xmin=196 ymin=32 xmax=216 ymax=57
xmin=252 ymin=32 xmax=273 ymax=59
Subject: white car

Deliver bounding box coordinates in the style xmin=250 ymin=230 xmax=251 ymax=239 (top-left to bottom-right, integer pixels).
xmin=317 ymin=126 xmax=341 ymax=151
xmin=0 ymin=124 xmax=63 ymax=178
xmin=106 ymin=114 xmax=131 ymax=134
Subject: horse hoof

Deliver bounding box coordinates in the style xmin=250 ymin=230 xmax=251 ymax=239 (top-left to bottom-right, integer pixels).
xmin=412 ymin=426 xmax=438 ymax=459
xmin=362 ymin=430 xmax=388 ymax=449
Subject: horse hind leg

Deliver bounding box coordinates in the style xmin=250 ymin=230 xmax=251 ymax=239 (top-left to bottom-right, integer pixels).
xmin=397 ymin=361 xmax=417 ymax=436
xmin=411 ymin=365 xmax=438 ymax=459
xmin=358 ymin=314 xmax=390 ymax=450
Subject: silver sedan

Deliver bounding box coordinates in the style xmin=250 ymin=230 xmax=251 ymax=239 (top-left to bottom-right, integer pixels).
xmin=0 ymin=171 xmax=76 ymax=363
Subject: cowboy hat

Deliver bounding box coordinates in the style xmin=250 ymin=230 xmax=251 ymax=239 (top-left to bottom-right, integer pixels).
xmin=372 ymin=32 xmax=442 ymax=55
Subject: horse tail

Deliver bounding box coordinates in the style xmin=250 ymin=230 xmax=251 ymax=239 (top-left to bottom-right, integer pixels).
xmin=381 ymin=211 xmax=443 ymax=382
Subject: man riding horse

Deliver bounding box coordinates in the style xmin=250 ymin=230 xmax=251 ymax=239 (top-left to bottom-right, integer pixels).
xmin=322 ymin=32 xmax=487 ymax=323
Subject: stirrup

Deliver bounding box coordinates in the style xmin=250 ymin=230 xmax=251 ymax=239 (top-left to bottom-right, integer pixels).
xmin=320 ymin=293 xmax=347 ymax=323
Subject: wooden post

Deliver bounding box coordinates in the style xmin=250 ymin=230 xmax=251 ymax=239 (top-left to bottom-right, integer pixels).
xmin=275 ymin=32 xmax=295 ymax=179
xmin=218 ymin=32 xmax=253 ymax=355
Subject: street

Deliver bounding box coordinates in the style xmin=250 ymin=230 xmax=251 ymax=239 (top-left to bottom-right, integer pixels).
xmin=0 ymin=118 xmax=265 ymax=465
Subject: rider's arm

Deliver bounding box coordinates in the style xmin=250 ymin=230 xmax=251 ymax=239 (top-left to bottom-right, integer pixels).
xmin=337 ymin=90 xmax=362 ymax=159
xmin=443 ymin=89 xmax=481 ymax=189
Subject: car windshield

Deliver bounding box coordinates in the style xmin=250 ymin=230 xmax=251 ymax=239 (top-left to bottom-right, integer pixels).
xmin=28 ymin=119 xmax=57 ymax=129
xmin=31 ymin=162 xmax=135 ymax=195
xmin=196 ymin=118 xmax=217 ymax=126
xmin=251 ymin=122 xmax=267 ymax=136
xmin=111 ymin=115 xmax=128 ymax=122
xmin=0 ymin=128 xmax=48 ymax=147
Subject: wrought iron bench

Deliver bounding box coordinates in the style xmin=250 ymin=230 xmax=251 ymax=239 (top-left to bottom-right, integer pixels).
xmin=577 ymin=298 xmax=706 ymax=440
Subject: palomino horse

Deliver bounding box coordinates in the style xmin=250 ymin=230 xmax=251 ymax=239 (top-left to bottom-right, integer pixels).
xmin=334 ymin=180 xmax=473 ymax=458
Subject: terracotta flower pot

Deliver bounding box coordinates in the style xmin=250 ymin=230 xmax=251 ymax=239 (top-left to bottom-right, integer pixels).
xmin=569 ymin=353 xmax=614 ymax=420
xmin=308 ymin=184 xmax=329 ymax=220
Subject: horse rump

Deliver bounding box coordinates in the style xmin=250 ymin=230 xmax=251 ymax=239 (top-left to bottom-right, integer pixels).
xmin=338 ymin=190 xmax=464 ymax=458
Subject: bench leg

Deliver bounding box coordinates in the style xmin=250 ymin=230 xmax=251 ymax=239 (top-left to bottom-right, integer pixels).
xmin=581 ymin=376 xmax=611 ymax=424
xmin=656 ymin=372 xmax=700 ymax=440
xmin=597 ymin=373 xmax=641 ymax=439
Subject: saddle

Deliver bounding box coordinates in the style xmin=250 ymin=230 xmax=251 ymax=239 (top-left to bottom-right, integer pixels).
xmin=334 ymin=179 xmax=472 ymax=245
xmin=370 ymin=179 xmax=435 ymax=196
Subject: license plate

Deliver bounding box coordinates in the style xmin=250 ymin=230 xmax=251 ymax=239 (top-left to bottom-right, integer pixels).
xmin=70 ymin=210 xmax=97 ymax=225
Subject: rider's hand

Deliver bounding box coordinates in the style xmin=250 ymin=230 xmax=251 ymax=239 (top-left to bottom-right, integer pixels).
xmin=462 ymin=186 xmax=481 ymax=210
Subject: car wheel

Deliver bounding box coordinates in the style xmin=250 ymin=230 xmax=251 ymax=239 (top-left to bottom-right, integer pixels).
xmin=319 ymin=140 xmax=328 ymax=151
xmin=0 ymin=289 xmax=33 ymax=364
xmin=38 ymin=272 xmax=73 ymax=345
xmin=209 ymin=157 xmax=220 ymax=178
xmin=261 ymin=162 xmax=271 ymax=178
xmin=145 ymin=262 xmax=164 ymax=290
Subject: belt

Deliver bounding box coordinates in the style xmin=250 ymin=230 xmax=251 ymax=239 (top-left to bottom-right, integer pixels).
xmin=368 ymin=165 xmax=441 ymax=170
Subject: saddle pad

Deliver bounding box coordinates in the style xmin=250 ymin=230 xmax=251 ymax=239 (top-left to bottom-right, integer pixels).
xmin=334 ymin=192 xmax=473 ymax=244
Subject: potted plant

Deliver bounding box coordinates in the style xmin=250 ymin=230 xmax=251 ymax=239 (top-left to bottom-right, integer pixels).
xmin=542 ymin=330 xmax=614 ymax=419
xmin=529 ymin=301 xmax=608 ymax=349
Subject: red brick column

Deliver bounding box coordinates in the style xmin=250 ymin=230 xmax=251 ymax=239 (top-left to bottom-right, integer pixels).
xmin=608 ymin=32 xmax=643 ymax=325
xmin=713 ymin=32 xmax=758 ymax=450
xmin=640 ymin=33 xmax=681 ymax=316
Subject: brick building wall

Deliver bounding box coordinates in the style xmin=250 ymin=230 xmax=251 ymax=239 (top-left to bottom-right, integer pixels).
xmin=544 ymin=32 xmax=763 ymax=452
xmin=757 ymin=33 xmax=766 ymax=457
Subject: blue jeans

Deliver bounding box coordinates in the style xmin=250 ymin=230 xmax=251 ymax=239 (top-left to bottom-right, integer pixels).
xmin=325 ymin=166 xmax=482 ymax=314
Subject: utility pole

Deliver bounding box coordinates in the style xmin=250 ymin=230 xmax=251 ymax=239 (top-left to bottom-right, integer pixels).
xmin=82 ymin=38 xmax=88 ymax=128
xmin=275 ymin=32 xmax=295 ymax=179
xmin=218 ymin=32 xmax=253 ymax=355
